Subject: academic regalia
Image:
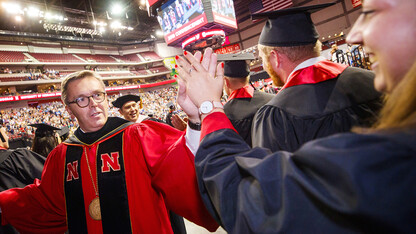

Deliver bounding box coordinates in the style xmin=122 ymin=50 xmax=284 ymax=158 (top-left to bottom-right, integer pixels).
xmin=219 ymin=53 xmax=275 ymax=147
xmin=224 ymin=85 xmax=274 ymax=146
xmin=114 ymin=96 xmax=187 ymax=234
xmin=111 ymin=94 xmax=141 ymax=109
xmin=0 ymin=147 xmax=46 ymax=191
xmin=252 ymin=60 xmax=382 ymax=152
xmin=195 ymin=112 xmax=416 ymax=233
xmin=0 ymin=117 xmax=218 ymax=233
xmin=0 ymin=147 xmax=46 ymax=234
xmin=250 ymin=3 xmax=382 ymax=152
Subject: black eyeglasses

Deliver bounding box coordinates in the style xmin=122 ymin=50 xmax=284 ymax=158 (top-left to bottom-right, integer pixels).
xmin=68 ymin=92 xmax=106 ymax=108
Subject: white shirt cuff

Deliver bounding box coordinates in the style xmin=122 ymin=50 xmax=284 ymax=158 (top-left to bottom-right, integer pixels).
xmin=185 ymin=126 xmax=201 ymax=155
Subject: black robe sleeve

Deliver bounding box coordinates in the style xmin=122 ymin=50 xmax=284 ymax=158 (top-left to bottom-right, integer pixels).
xmin=195 ymin=128 xmax=416 ymax=233
xmin=0 ymin=149 xmax=46 ymax=191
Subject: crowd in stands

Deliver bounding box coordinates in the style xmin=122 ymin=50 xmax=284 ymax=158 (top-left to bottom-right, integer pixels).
xmin=0 ymin=67 xmax=169 ymax=83
xmin=0 ymin=86 xmax=180 ymax=141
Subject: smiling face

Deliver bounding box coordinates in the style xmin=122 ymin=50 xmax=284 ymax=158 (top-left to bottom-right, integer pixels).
xmin=346 ymin=0 xmax=416 ymax=93
xmin=65 ymin=76 xmax=109 ymax=132
xmin=119 ymin=101 xmax=140 ymax=122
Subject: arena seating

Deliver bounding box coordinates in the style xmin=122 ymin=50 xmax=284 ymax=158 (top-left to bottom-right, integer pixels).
xmin=112 ymin=54 xmax=143 ymax=62
xmin=100 ymin=72 xmax=135 ymax=77
xmin=0 ymin=76 xmax=28 ymax=82
xmin=131 ymin=70 xmax=151 ymax=76
xmin=76 ymin=54 xmax=118 ymax=63
xmin=29 ymin=53 xmax=83 ymax=63
xmin=139 ymin=52 xmax=161 ymax=61
xmin=149 ymin=66 xmax=169 ymax=73
xmin=0 ymin=51 xmax=28 ymax=62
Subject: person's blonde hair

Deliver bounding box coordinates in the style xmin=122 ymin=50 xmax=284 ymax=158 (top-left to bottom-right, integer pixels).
xmin=61 ymin=70 xmax=105 ymax=105
xmin=259 ymin=40 xmax=322 ymax=63
xmin=373 ymin=61 xmax=416 ymax=130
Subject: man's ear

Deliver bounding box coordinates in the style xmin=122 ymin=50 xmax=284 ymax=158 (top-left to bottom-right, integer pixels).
xmin=269 ymin=50 xmax=281 ymax=71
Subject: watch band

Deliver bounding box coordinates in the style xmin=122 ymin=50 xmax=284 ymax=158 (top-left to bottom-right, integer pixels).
xmin=212 ymin=101 xmax=223 ymax=109
xmin=188 ymin=121 xmax=201 ymax=131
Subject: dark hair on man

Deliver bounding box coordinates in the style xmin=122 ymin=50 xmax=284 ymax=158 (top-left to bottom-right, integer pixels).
xmin=31 ymin=133 xmax=59 ymax=157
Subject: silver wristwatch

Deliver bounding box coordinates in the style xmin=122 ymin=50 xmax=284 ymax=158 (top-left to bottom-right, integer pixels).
xmin=198 ymin=101 xmax=223 ymax=115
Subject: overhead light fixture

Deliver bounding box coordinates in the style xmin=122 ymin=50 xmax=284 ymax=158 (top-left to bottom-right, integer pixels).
xmin=15 ymin=15 xmax=22 ymax=22
xmin=110 ymin=20 xmax=122 ymax=29
xmin=111 ymin=3 xmax=123 ymax=15
xmin=45 ymin=12 xmax=53 ymax=19
xmin=3 ymin=2 xmax=22 ymax=14
xmin=27 ymin=6 xmax=40 ymax=17
xmin=43 ymin=23 xmax=102 ymax=36
xmin=155 ymin=30 xmax=164 ymax=37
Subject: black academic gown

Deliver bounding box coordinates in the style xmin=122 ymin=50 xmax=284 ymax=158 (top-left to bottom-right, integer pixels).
xmin=195 ymin=112 xmax=416 ymax=234
xmin=0 ymin=147 xmax=46 ymax=234
xmin=0 ymin=148 xmax=46 ymax=191
xmin=252 ymin=63 xmax=382 ymax=152
xmin=224 ymin=86 xmax=274 ymax=147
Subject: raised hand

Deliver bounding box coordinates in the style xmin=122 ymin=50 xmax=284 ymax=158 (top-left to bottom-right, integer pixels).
xmin=175 ymin=48 xmax=224 ymax=108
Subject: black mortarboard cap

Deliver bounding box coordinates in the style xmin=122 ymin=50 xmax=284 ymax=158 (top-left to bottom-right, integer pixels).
xmin=217 ymin=53 xmax=255 ymax=78
xmin=29 ymin=123 xmax=60 ymax=136
xmin=112 ymin=94 xmax=141 ymax=108
xmin=252 ymin=2 xmax=335 ymax=47
xmin=57 ymin=126 xmax=70 ymax=137
xmin=167 ymin=102 xmax=175 ymax=109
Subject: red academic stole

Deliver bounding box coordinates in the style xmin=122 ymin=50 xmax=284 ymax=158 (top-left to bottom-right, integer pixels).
xmin=64 ymin=128 xmax=132 ymax=233
xmin=227 ymin=85 xmax=254 ymax=101
xmin=281 ymin=60 xmax=348 ymax=90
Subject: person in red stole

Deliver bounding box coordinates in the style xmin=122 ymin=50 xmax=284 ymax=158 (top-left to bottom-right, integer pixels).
xmin=0 ymin=70 xmax=218 ymax=233
xmin=218 ymin=53 xmax=274 ymax=147
xmin=251 ymin=3 xmax=382 ymax=152
xmin=0 ymin=126 xmax=46 ymax=234
xmin=173 ymin=0 xmax=416 ymax=232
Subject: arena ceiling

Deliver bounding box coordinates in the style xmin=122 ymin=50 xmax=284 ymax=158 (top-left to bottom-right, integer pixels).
xmin=0 ymin=0 xmax=258 ymax=45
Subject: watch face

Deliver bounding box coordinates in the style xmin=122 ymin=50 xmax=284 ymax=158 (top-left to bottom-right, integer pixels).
xmin=200 ymin=101 xmax=213 ymax=114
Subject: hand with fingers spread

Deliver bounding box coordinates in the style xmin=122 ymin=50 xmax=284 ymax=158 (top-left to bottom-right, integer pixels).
xmin=175 ymin=48 xmax=224 ymax=119
xmin=171 ymin=114 xmax=187 ymax=131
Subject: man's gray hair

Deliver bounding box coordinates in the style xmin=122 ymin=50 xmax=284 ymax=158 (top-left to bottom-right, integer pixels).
xmin=61 ymin=70 xmax=105 ymax=105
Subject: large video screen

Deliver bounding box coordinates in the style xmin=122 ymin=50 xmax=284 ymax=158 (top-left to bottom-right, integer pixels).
xmin=210 ymin=0 xmax=237 ymax=28
xmin=157 ymin=0 xmax=208 ymax=44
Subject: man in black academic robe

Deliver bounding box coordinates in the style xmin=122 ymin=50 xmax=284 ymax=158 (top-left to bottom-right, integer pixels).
xmin=219 ymin=53 xmax=274 ymax=147
xmin=251 ymin=3 xmax=382 ymax=152
xmin=0 ymin=126 xmax=46 ymax=234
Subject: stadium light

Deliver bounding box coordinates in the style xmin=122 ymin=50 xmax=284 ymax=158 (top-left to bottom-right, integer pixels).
xmin=3 ymin=2 xmax=22 ymax=14
xmin=26 ymin=6 xmax=40 ymax=18
xmin=110 ymin=20 xmax=122 ymax=29
xmin=44 ymin=12 xmax=64 ymax=21
xmin=45 ymin=12 xmax=53 ymax=19
xmin=15 ymin=15 xmax=22 ymax=22
xmin=155 ymin=30 xmax=163 ymax=37
xmin=111 ymin=3 xmax=123 ymax=15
